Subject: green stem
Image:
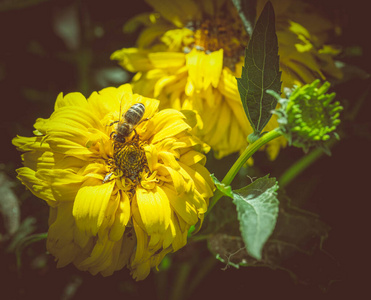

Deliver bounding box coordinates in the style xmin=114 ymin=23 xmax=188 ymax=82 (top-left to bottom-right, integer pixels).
xmin=209 ymin=128 xmax=282 ymax=212
xmin=188 ymin=256 xmax=218 ymax=296
xmin=278 ymin=139 xmax=336 ymax=189
xmin=169 ymin=263 xmax=192 ymax=300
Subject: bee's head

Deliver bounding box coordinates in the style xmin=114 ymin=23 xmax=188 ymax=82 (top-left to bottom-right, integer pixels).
xmin=113 ymin=133 xmax=126 ymax=143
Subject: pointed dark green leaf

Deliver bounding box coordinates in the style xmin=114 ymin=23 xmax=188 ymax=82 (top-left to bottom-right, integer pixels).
xmin=236 ymin=1 xmax=281 ymax=135
xmin=211 ymin=174 xmax=279 ymax=260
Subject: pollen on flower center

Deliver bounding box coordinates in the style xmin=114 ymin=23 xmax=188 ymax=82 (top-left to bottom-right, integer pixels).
xmin=113 ymin=139 xmax=148 ymax=182
xmin=187 ymin=9 xmax=248 ymax=69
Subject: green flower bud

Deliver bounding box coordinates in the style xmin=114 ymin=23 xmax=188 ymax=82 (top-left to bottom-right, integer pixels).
xmin=273 ymin=80 xmax=343 ymax=154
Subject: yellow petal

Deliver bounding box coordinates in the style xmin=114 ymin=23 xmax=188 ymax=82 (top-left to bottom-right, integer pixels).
xmin=47 ymin=203 xmax=79 ymax=268
xmin=100 ymin=238 xmax=124 ymax=276
xmin=54 ymin=92 xmax=88 ymax=110
xmin=205 ymin=49 xmax=223 ymax=88
xmin=16 ymin=167 xmax=55 ymax=204
xmin=190 ymin=164 xmax=215 ymax=199
xmin=112 ymin=48 xmax=185 ymax=72
xmin=73 ymin=179 xmax=115 ymax=236
xmin=179 ymin=150 xmax=206 ymax=166
xmin=131 ymin=218 xmax=147 ymax=263
xmin=131 ymin=260 xmax=151 ymax=281
xmin=130 ymin=217 xmax=167 ymax=281
xmin=109 ymin=191 xmax=131 ymax=241
xmin=186 ymin=49 xmax=205 ymax=91
xmin=145 ymin=0 xmax=201 ymax=28
xmin=35 ymin=168 xmax=84 ymax=202
xmin=148 ymin=52 xmax=186 ymax=69
xmin=161 ymin=183 xmax=198 ymax=225
xmin=49 ymin=106 xmax=104 ymax=133
xmin=143 ymin=109 xmax=190 ymax=143
xmin=178 ymin=162 xmax=210 ymax=210
xmin=169 ymin=213 xmax=188 ymax=251
xmin=163 ymin=211 xmax=188 ymax=250
xmin=47 ymin=137 xmax=95 ymax=157
xmin=115 ymin=228 xmax=137 ymax=271
xmin=135 ymin=185 xmax=171 ymax=235
xmin=21 ymin=151 xmax=59 ymax=171
xmin=111 ymin=48 xmax=153 ymax=72
xmin=158 ymin=149 xmax=180 ymax=169
xmin=161 ymin=28 xmax=194 ymax=51
xmin=138 ymin=24 xmax=171 ymax=49
xmin=157 ymin=164 xmax=185 ymax=194
xmin=144 ymin=144 xmax=158 ymax=172
xmin=12 ymin=135 xmax=49 ymax=152
xmin=76 ymin=235 xmax=116 ymax=275
xmin=218 ymin=68 xmax=240 ymax=101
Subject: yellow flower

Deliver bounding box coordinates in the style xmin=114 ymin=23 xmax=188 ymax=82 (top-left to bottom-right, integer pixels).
xmin=12 ymin=84 xmax=214 ymax=280
xmin=111 ymin=0 xmax=342 ymax=159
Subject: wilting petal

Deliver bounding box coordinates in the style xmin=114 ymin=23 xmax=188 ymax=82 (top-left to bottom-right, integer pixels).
xmin=47 ymin=203 xmax=80 ymax=268
xmin=75 ymin=234 xmax=116 ymax=275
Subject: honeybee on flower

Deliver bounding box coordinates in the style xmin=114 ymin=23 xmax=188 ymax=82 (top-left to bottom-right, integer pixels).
xmin=12 ymin=84 xmax=214 ymax=280
xmin=103 ymin=102 xmax=149 ymax=183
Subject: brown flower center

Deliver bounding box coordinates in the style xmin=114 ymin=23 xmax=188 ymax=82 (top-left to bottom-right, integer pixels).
xmin=187 ymin=5 xmax=249 ymax=69
xmin=113 ymin=139 xmax=148 ymax=182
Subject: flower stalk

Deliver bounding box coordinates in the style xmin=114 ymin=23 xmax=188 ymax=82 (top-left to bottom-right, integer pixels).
xmin=208 ymin=128 xmax=283 ymax=211
xmin=278 ymin=138 xmax=337 ymax=188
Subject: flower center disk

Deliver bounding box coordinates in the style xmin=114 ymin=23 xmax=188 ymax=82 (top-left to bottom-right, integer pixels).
xmin=114 ymin=140 xmax=147 ymax=182
xmin=189 ymin=6 xmax=248 ymax=68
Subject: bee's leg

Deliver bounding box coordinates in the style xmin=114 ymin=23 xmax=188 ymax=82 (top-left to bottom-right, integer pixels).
xmin=108 ymin=120 xmax=119 ymax=127
xmin=137 ymin=118 xmax=149 ymax=126
xmin=103 ymin=172 xmax=113 ymax=183
xmin=131 ymin=129 xmax=138 ymax=141
xmin=132 ymin=118 xmax=149 ymax=141
xmin=110 ymin=131 xmax=117 ymax=140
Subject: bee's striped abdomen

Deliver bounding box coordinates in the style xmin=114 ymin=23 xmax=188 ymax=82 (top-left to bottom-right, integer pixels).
xmin=124 ymin=103 xmax=145 ymax=126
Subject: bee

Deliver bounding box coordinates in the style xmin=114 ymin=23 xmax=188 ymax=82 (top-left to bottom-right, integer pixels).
xmin=110 ymin=103 xmax=147 ymax=143
xmin=103 ymin=103 xmax=148 ymax=184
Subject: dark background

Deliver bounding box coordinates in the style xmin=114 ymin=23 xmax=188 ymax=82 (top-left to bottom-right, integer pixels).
xmin=1 ymin=0 xmax=370 ymax=299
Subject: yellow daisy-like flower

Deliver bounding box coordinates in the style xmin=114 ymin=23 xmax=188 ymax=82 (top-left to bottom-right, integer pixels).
xmin=12 ymin=84 xmax=213 ymax=280
xmin=111 ymin=0 xmax=342 ymax=159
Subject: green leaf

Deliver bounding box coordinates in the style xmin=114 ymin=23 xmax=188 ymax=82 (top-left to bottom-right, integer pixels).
xmin=233 ymin=175 xmax=279 ymax=260
xmin=236 ymin=1 xmax=281 ymax=135
xmin=207 ymin=191 xmax=332 ymax=280
xmin=211 ymin=174 xmax=279 ymax=260
xmin=15 ymin=231 xmax=47 ymax=269
xmin=210 ymin=174 xmax=233 ymax=198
